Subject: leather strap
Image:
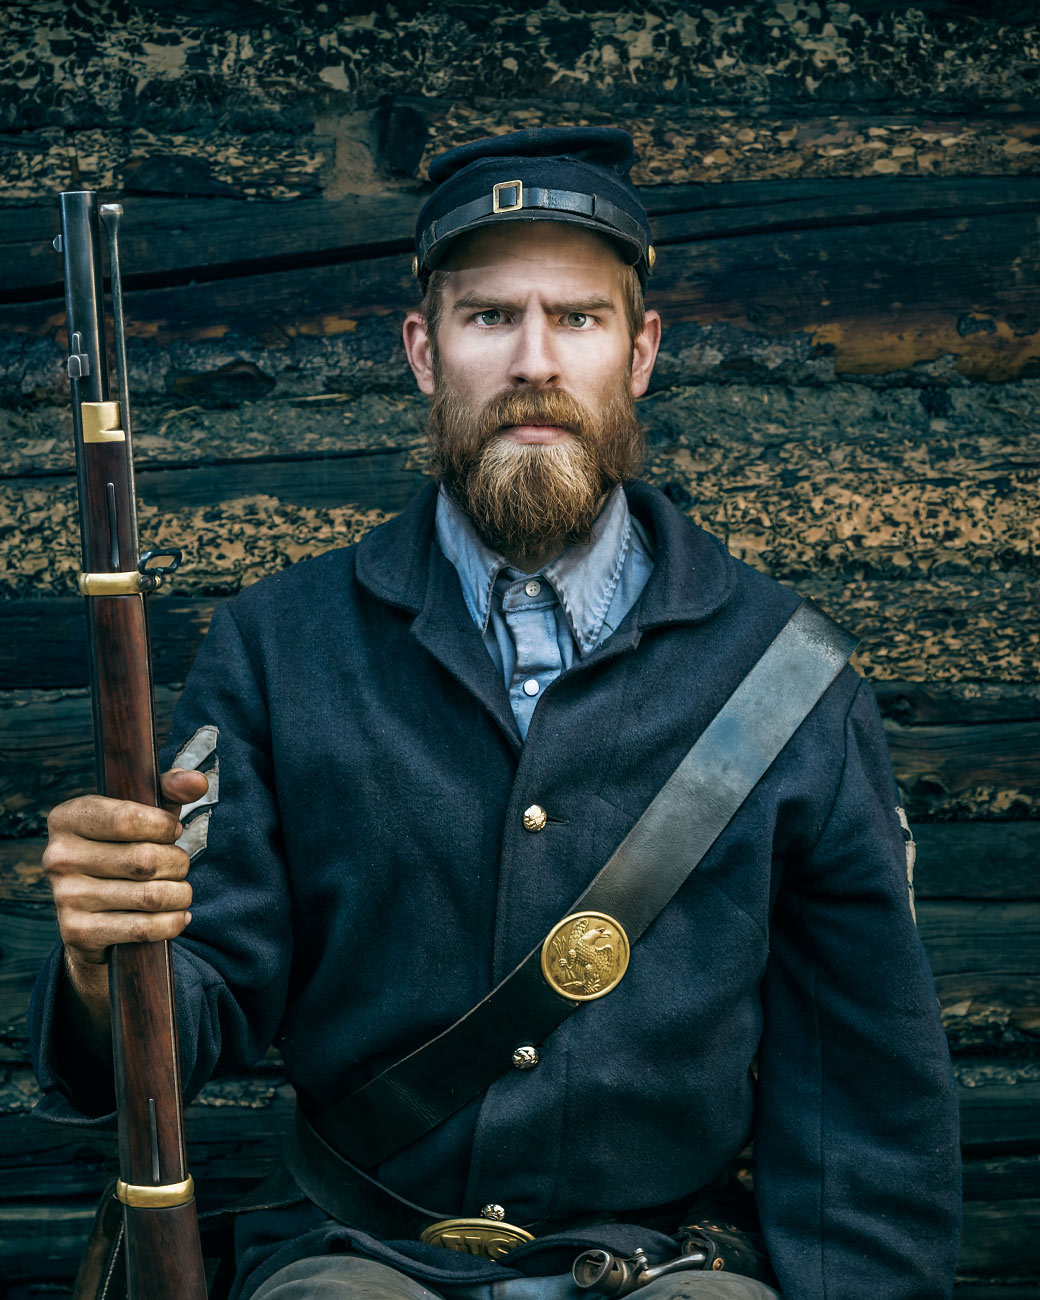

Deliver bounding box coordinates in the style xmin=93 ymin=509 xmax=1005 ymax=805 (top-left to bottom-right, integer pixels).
xmin=419 ymin=186 xmax=650 ymax=266
xmin=302 ymin=599 xmax=856 ymax=1178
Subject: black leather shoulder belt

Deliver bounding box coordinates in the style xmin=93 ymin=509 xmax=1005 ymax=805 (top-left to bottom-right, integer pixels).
xmin=285 ymin=598 xmax=857 ymax=1233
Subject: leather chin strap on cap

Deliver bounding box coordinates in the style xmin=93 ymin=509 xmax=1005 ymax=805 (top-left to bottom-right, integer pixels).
xmin=417 ymin=186 xmax=652 ymax=280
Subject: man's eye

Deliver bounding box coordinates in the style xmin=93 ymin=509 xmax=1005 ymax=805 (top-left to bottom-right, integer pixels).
xmin=477 ymin=309 xmax=502 ymax=326
xmin=567 ymin=311 xmax=590 ymax=328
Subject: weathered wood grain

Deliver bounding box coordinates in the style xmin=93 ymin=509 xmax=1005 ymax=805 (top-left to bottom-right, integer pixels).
xmin=0 ymin=689 xmax=177 ymax=838
xmin=4 ymin=3 xmax=1037 ymax=133
xmin=938 ymin=974 xmax=1040 ymax=1053
xmin=11 ymin=176 xmax=1040 ymax=301
xmin=4 ymin=386 xmax=1037 ymax=609
xmin=0 ymin=597 xmax=215 ymax=690
xmin=6 ymin=198 xmax=1040 ymax=394
xmin=9 ymin=379 xmax=1040 ymax=481
xmin=919 ymin=903 xmax=1040 ymax=979
xmin=6 ymin=106 xmax=1038 ymax=212
xmin=6 ymin=453 xmax=1034 ymax=594
xmin=886 ymin=721 xmax=1040 ymax=819
xmin=958 ymin=1199 xmax=1040 ymax=1276
xmin=956 ymin=1062 xmax=1040 ymax=1151
xmin=913 ymin=823 xmax=1040 ymax=901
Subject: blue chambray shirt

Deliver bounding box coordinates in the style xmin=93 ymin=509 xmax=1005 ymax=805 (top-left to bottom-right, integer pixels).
xmin=435 ymin=485 xmax=655 ymax=738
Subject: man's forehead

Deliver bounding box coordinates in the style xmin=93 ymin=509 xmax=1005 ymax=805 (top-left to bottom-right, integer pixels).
xmin=440 ymin=223 xmax=626 ymax=298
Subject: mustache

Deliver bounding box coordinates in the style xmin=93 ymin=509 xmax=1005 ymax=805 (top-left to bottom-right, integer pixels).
xmin=475 ymin=389 xmax=592 ymax=443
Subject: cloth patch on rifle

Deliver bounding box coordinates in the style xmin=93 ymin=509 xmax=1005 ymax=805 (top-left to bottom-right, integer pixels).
xmin=173 ymin=725 xmax=219 ymax=861
xmin=895 ymin=804 xmax=917 ymax=923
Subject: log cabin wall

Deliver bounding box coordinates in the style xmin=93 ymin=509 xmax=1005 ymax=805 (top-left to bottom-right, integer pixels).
xmin=1 ymin=1 xmax=1038 ymax=1294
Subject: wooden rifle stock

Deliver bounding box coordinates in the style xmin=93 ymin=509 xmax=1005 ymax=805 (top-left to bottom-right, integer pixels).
xmin=57 ymin=192 xmax=208 ymax=1299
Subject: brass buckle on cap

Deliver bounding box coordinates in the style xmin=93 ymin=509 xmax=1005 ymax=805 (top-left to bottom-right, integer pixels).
xmin=420 ymin=1216 xmax=535 ymax=1260
xmin=492 ymin=180 xmax=523 ymax=214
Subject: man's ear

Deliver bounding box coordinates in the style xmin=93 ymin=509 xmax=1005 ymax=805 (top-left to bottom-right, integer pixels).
xmin=403 ymin=312 xmax=436 ymax=396
xmin=630 ymin=309 xmax=662 ymax=399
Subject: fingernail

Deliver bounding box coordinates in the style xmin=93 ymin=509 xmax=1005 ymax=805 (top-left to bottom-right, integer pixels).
xmin=184 ymin=911 xmax=192 ymax=926
xmin=175 ymin=822 xmax=184 ymax=837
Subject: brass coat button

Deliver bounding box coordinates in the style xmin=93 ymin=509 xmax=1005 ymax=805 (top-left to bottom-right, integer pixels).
xmin=523 ymin=804 xmax=547 ymax=832
xmin=481 ymin=1204 xmax=506 ymax=1221
xmin=512 ymin=1045 xmax=539 ymax=1070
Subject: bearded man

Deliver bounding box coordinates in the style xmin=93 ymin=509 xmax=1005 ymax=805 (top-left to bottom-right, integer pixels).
xmin=32 ymin=129 xmax=960 ymax=1300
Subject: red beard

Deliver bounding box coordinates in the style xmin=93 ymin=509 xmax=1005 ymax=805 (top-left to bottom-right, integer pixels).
xmin=426 ymin=384 xmax=646 ymax=560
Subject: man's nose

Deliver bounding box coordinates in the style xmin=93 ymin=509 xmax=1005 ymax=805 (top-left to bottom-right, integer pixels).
xmin=508 ymin=315 xmax=560 ymax=388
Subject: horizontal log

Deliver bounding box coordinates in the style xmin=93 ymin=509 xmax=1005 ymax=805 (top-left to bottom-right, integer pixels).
xmin=3 ymin=465 xmax=1035 ymax=603
xmin=938 ymin=974 xmax=1040 ymax=1052
xmin=4 ymin=6 xmax=1036 ymax=134
xmin=918 ymin=903 xmax=1040 ymax=980
xmin=0 ymin=597 xmax=217 ymax=690
xmin=9 ymin=175 xmax=1040 ymax=299
xmin=873 ymin=682 xmax=1040 ymax=727
xmin=885 ymin=720 xmax=1040 ymax=819
xmin=5 ymin=199 xmax=1040 ymax=399
xmin=956 ymin=1062 xmax=1040 ymax=1151
xmin=957 ymin=1198 xmax=1040 ymax=1276
xmin=0 ymin=689 xmax=177 ymax=838
xmin=961 ymin=1152 xmax=1040 ymax=1202
xmin=7 ymin=374 xmax=1039 ymax=482
xmin=912 ymin=823 xmax=1040 ymax=900
xmin=416 ymin=103 xmax=1040 ymax=190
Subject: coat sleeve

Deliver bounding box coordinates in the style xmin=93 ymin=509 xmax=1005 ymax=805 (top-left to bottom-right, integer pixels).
xmin=753 ymin=677 xmax=961 ymax=1299
xmin=30 ymin=598 xmax=293 ymax=1124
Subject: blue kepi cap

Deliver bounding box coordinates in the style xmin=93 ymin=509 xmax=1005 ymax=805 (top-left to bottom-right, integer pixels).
xmin=413 ymin=126 xmax=656 ymax=288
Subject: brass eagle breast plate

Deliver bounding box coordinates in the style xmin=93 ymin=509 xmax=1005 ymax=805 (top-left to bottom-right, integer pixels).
xmin=540 ymin=911 xmax=630 ymax=1001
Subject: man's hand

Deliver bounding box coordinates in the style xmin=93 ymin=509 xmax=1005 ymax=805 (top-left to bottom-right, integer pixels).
xmin=43 ymin=768 xmax=209 ymax=1049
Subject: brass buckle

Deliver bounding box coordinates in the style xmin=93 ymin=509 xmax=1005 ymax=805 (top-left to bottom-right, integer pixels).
xmin=492 ymin=180 xmax=523 ymax=214
xmin=420 ymin=1216 xmax=534 ymax=1260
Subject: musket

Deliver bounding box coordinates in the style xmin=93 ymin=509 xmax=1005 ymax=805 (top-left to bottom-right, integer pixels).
xmin=56 ymin=191 xmax=208 ymax=1299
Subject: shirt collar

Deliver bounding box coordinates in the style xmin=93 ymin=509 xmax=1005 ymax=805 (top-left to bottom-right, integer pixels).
xmin=434 ymin=484 xmax=633 ymax=655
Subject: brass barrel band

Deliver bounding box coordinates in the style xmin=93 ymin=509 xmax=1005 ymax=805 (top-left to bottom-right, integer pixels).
xmin=78 ymin=570 xmax=157 ymax=596
xmin=540 ymin=911 xmax=630 ymax=1001
xmin=81 ymin=400 xmax=126 ymax=443
xmin=116 ymin=1174 xmax=195 ymax=1208
xmin=420 ymin=1217 xmax=534 ymax=1260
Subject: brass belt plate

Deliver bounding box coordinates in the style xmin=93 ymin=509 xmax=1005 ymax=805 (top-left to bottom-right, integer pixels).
xmin=540 ymin=911 xmax=630 ymax=1001
xmin=420 ymin=1217 xmax=534 ymax=1259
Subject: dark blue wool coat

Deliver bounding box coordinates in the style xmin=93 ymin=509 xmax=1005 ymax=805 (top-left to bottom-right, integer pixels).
xmin=31 ymin=481 xmax=961 ymax=1299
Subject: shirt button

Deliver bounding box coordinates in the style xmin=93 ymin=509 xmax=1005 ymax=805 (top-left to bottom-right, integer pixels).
xmin=524 ymin=579 xmax=541 ymax=597
xmin=512 ymin=1045 xmax=540 ymax=1070
xmin=523 ymin=678 xmax=539 ymax=696
xmin=523 ymin=804 xmax=547 ymax=832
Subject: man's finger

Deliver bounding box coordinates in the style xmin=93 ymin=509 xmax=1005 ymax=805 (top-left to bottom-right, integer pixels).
xmin=45 ymin=835 xmax=190 ymax=883
xmin=55 ymin=875 xmax=193 ymax=917
xmin=48 ymin=795 xmax=182 ymax=845
xmin=160 ymin=766 xmax=210 ymax=813
xmin=61 ymin=908 xmax=193 ymax=959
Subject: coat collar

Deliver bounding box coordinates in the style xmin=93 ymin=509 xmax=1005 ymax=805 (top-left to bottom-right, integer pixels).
xmin=355 ymin=478 xmax=736 ymax=630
